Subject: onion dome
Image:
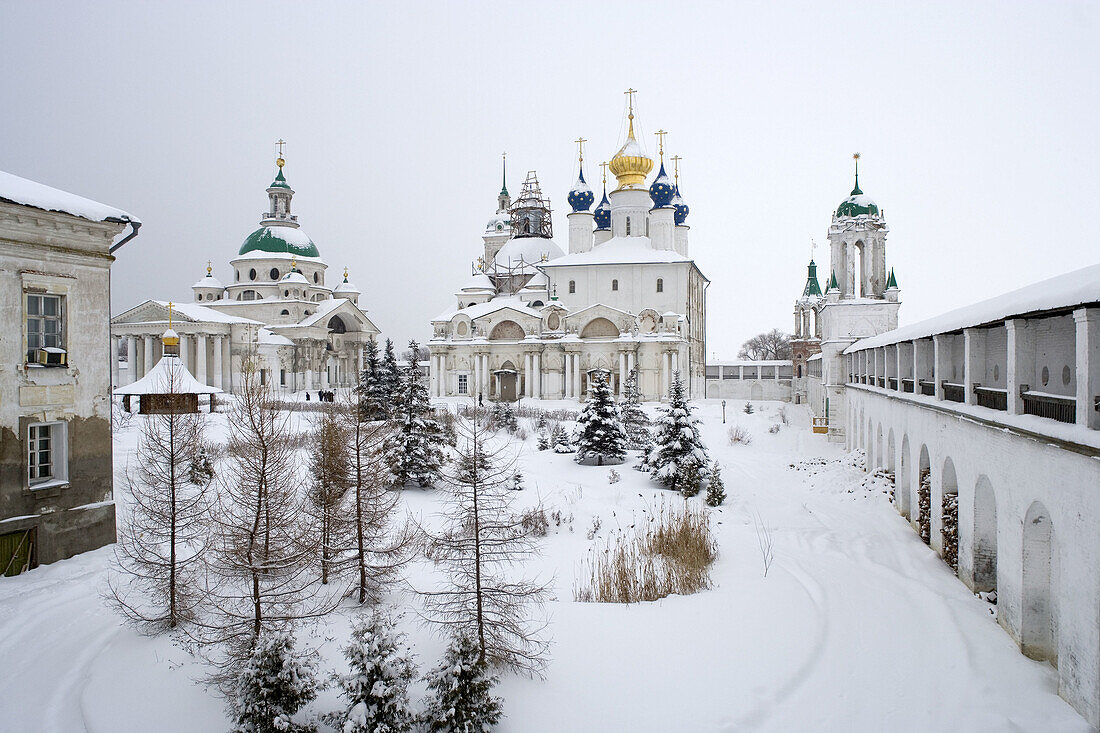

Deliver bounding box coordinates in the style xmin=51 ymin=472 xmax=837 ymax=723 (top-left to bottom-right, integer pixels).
xmin=269 ymin=164 xmax=290 ymax=189
xmin=593 ymin=189 xmax=611 ymax=230
xmin=836 ymin=153 xmax=880 ymax=217
xmin=333 ymin=267 xmax=360 ymax=298
xmin=671 ymin=184 xmax=689 ymax=225
xmin=239 ymin=225 xmax=320 ymax=258
xmin=567 ymin=168 xmax=594 ymax=212
xmin=192 ymin=262 xmax=224 ymax=290
xmin=493 ymin=236 xmax=564 ymax=266
xmin=608 ymin=97 xmax=653 ymax=189
xmin=649 ymin=162 xmax=674 ymax=208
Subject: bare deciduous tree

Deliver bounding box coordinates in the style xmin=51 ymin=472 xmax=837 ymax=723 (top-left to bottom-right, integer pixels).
xmin=110 ymin=367 xmax=212 ymax=632
xmin=419 ymin=407 xmax=550 ymax=675
xmin=737 ymin=328 xmax=792 ymax=360
xmin=341 ymin=389 xmax=418 ymax=605
xmin=195 ymin=361 xmax=340 ymax=666
xmin=306 ymin=404 xmax=352 ymax=586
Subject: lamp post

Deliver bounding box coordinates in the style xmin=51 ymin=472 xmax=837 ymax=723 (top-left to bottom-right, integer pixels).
xmin=722 ymin=399 xmax=727 ymax=424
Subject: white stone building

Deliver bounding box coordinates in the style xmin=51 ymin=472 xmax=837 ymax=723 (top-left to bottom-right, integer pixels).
xmin=0 ymin=170 xmax=139 ymax=573
xmin=842 ymin=264 xmax=1100 ymax=726
xmin=112 ymin=152 xmax=380 ymax=393
xmin=429 ymin=98 xmax=708 ymax=402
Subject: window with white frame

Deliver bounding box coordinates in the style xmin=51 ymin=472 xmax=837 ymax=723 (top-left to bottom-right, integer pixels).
xmin=26 ymin=293 xmax=64 ymax=362
xmin=27 ymin=422 xmax=67 ymax=486
xmin=458 ymin=374 xmax=469 ymax=394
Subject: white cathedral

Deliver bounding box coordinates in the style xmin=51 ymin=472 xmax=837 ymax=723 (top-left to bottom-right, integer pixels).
xmin=111 ymin=152 xmax=380 ymax=393
xmin=428 ymin=96 xmax=708 ymax=402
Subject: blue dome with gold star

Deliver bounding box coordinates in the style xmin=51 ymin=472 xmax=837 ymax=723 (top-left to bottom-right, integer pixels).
xmin=593 ymin=189 xmax=611 ymax=230
xmin=672 ymin=184 xmax=689 ymax=225
xmin=649 ymin=162 xmax=675 ymax=208
xmin=567 ymin=169 xmax=594 ymax=212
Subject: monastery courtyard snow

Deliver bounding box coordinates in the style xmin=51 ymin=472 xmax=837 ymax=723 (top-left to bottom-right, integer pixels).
xmin=0 ymin=399 xmax=1087 ymax=733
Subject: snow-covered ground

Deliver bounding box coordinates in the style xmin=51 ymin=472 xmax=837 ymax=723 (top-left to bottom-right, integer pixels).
xmin=0 ymin=399 xmax=1090 ymax=732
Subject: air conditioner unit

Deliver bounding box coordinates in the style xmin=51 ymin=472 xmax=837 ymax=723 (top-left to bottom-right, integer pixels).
xmin=31 ymin=348 xmax=67 ymax=366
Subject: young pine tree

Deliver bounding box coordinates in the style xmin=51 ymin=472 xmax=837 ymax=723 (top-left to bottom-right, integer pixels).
xmin=421 ymin=632 xmax=503 ymax=733
xmin=355 ymin=337 xmax=386 ymax=421
xmin=385 ymin=340 xmax=448 ymax=487
xmin=421 ymin=411 xmax=549 ymax=674
xmin=620 ymin=367 xmax=651 ymax=452
xmin=678 ymin=461 xmax=702 ymax=498
xmin=328 ymin=609 xmax=417 ymax=733
xmin=574 ymin=372 xmax=627 ymax=466
xmin=229 ymin=630 xmax=319 ymax=733
xmin=111 ymin=364 xmax=211 ymax=632
xmin=705 ymin=462 xmax=727 ymax=507
xmin=643 ymin=373 xmax=710 ymax=493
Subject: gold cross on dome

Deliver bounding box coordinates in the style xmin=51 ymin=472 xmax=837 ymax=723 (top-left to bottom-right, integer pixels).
xmin=599 ymin=161 xmax=609 ymax=186
xmin=624 ymin=88 xmax=637 ymax=115
xmin=655 ymin=129 xmax=668 ymax=159
xmin=276 ymin=139 xmax=286 ymax=157
xmin=671 ymin=154 xmax=682 ymax=182
xmin=574 ymin=137 xmax=587 ymax=163
xmin=167 ymin=301 xmax=174 ymax=328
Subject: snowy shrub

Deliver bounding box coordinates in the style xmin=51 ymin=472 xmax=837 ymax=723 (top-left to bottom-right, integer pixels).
xmin=586 ymin=516 xmax=602 ymax=540
xmin=743 ymin=402 xmax=754 ymax=414
xmin=942 ymin=493 xmax=959 ymax=574
xmin=607 ymin=469 xmax=621 ymax=485
xmin=511 ymin=471 xmax=525 ymax=491
xmin=550 ymin=424 xmax=575 ymax=453
xmin=727 ymin=425 xmax=752 ymax=446
xmin=328 ymin=610 xmax=417 ymax=733
xmin=705 ymin=462 xmax=726 ymax=507
xmin=768 ymin=424 xmax=781 ymax=434
xmin=575 ymin=499 xmax=717 ymax=604
xmin=228 ymin=630 xmax=319 ymax=733
xmin=520 ymin=507 xmax=549 ymax=537
xmin=420 ymin=632 xmax=503 ymax=733
xmin=777 ymin=406 xmax=788 ymax=425
xmin=514 ymin=427 xmax=528 ymax=442
xmin=917 ymin=469 xmax=932 ymax=545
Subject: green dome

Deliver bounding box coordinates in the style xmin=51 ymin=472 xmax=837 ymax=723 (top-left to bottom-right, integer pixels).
xmin=238 ymin=225 xmax=320 ymax=258
xmin=269 ymin=167 xmax=291 ymax=189
xmin=836 ymin=186 xmax=880 ymax=218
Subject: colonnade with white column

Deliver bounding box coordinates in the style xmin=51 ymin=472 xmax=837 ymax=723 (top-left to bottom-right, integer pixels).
xmin=523 ymin=351 xmax=542 ymax=399
xmin=113 ymin=330 xmax=232 ymax=389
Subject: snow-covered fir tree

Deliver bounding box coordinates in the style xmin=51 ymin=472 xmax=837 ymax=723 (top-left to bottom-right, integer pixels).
xmin=705 ymin=462 xmax=727 ymax=507
xmin=328 ymin=609 xmax=417 ymax=733
xmin=384 ymin=340 xmax=448 ymax=487
xmin=620 ymin=367 xmax=651 ymax=452
xmin=550 ymin=423 xmax=574 ymax=453
xmin=420 ymin=632 xmax=503 ymax=733
xmin=678 ymin=461 xmax=702 ymax=498
xmin=643 ymin=373 xmax=710 ymax=493
xmin=355 ymin=338 xmax=386 ymax=421
xmin=574 ymin=372 xmax=627 ymax=466
xmin=380 ymin=338 xmax=401 ymax=416
xmin=229 ymin=630 xmax=319 ymax=733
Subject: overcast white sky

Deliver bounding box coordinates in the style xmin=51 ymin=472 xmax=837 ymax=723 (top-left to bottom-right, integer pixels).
xmin=2 ymin=1 xmax=1097 ymax=356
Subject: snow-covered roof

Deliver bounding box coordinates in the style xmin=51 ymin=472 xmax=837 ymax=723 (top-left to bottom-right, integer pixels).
xmin=460 ymin=273 xmax=496 ymax=292
xmin=232 ymin=249 xmax=325 ymax=264
xmin=494 ymin=236 xmax=563 ymax=266
xmin=333 ymin=280 xmax=360 ymax=294
xmin=257 ymin=328 xmax=294 ymax=346
xmin=539 ymin=236 xmax=692 ymax=267
xmin=847 ymin=263 xmax=1100 ymax=352
xmin=281 ymin=271 xmax=309 ymax=285
xmin=154 ymin=301 xmax=262 ymax=325
xmin=0 ymin=170 xmax=137 ymax=223
xmin=192 ymin=274 xmax=224 ymax=290
xmin=114 ymin=355 xmax=221 ymax=396
xmin=709 ymin=359 xmax=794 ymax=367
xmin=435 ymin=295 xmax=542 ymax=323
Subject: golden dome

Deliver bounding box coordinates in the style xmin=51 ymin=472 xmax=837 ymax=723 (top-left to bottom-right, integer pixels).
xmin=609 ymin=110 xmax=653 ymax=189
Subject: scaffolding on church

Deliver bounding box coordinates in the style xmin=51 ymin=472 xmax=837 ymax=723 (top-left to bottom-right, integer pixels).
xmin=509 ymin=171 xmax=553 ymax=239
